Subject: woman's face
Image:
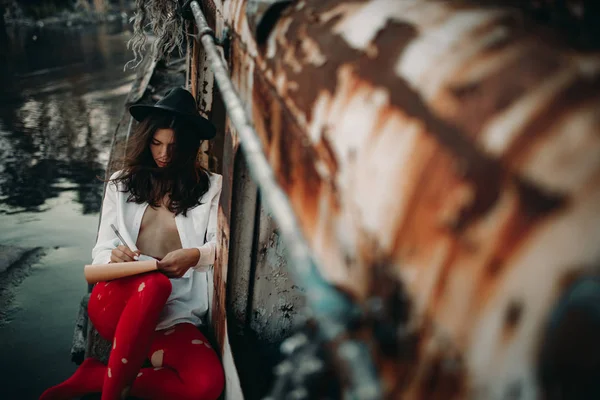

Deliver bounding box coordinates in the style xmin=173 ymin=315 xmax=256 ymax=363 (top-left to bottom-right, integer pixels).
xmin=150 ymin=128 xmax=175 ymax=168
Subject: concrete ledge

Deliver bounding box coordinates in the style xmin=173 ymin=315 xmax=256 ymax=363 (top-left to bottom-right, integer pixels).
xmin=70 ymin=293 xmax=90 ymax=365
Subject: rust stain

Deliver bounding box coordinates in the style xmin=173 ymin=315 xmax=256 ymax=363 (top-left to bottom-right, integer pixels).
xmin=417 ymin=351 xmax=465 ymax=399
xmin=268 ymin=2 xmax=508 ymax=229
xmin=198 ymin=0 xmax=600 ymax=397
xmin=213 ymin=211 xmax=231 ymax=352
xmin=190 ymin=26 xmax=201 ymax=101
xmin=440 ymin=43 xmax=564 ymax=141
xmin=490 ymin=180 xmax=565 ymax=268
xmin=469 ymin=179 xmax=566 ymax=323
xmin=390 ymin=137 xmax=485 ymax=274
xmin=399 ymin=321 xmax=466 ymax=400
xmin=251 ymin=60 xmax=276 ymax=152
xmin=253 ymin=68 xmax=323 ymax=236
xmin=314 ymin=135 xmax=339 ymax=178
xmin=505 ymin=74 xmax=600 ymax=173
xmin=203 ymin=0 xmax=218 ymax=31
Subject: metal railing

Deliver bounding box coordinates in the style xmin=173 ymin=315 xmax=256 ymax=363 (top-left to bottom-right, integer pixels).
xmin=189 ymin=1 xmax=382 ymax=398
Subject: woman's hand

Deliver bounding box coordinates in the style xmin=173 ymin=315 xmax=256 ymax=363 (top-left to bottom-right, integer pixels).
xmin=156 ymin=248 xmax=200 ymax=278
xmin=110 ymin=245 xmax=140 ymax=263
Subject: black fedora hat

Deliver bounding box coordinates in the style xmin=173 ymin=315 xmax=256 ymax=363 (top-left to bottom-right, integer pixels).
xmin=129 ymin=87 xmax=216 ymax=139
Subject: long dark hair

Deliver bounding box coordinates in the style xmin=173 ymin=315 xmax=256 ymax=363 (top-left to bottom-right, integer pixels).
xmin=111 ymin=112 xmax=210 ymax=216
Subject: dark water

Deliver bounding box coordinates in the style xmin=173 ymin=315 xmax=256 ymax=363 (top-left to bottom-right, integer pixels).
xmin=0 ymin=21 xmax=134 ymax=399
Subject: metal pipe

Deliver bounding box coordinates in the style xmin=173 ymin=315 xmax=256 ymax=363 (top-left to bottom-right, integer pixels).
xmin=124 ymin=114 xmax=134 ymax=147
xmin=189 ymin=2 xmax=382 ymax=398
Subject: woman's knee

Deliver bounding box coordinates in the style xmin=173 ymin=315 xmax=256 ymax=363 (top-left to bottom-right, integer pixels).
xmin=87 ymin=283 xmax=118 ymax=339
xmin=87 ymin=283 xmax=107 ymax=320
xmin=185 ymin=376 xmax=224 ymax=400
xmin=140 ymin=272 xmax=172 ymax=297
xmin=188 ymin=360 xmax=225 ymax=400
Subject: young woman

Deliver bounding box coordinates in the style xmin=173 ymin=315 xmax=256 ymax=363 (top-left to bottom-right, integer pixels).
xmin=41 ymin=87 xmax=225 ymax=400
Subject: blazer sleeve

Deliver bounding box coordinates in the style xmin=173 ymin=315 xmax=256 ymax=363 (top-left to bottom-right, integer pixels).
xmin=192 ymin=174 xmax=222 ymax=271
xmin=91 ymin=172 xmax=121 ymax=265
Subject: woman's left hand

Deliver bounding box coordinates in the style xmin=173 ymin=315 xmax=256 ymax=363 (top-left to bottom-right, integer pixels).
xmin=156 ymin=248 xmax=200 ymax=278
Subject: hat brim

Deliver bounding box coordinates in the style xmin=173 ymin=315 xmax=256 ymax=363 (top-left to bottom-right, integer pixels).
xmin=129 ymin=104 xmax=216 ymax=140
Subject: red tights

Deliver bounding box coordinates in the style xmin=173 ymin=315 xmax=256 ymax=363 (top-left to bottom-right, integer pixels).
xmin=40 ymin=272 xmax=225 ymax=400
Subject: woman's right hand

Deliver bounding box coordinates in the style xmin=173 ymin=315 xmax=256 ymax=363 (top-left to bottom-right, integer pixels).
xmin=110 ymin=245 xmax=140 ymax=263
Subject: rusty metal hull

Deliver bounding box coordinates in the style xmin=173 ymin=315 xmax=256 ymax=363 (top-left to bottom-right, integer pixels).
xmin=197 ymin=0 xmax=600 ymax=398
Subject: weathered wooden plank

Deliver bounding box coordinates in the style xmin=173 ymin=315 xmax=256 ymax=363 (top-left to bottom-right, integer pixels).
xmin=211 ymin=115 xmax=245 ymax=399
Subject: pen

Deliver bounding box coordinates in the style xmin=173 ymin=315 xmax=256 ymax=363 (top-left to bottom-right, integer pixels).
xmin=110 ymin=224 xmax=139 ymax=260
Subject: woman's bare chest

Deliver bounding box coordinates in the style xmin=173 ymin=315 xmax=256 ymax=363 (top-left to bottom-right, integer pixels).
xmin=136 ymin=204 xmax=183 ymax=260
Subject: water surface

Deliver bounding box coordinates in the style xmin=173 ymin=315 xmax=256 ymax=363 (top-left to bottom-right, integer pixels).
xmin=0 ymin=20 xmax=134 ymax=399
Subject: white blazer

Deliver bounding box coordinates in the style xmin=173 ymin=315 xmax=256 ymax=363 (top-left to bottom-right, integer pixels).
xmin=91 ymin=170 xmax=222 ymax=329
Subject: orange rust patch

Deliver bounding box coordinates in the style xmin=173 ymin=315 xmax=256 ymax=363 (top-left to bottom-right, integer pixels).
xmin=476 ymin=179 xmax=566 ymax=305
xmin=252 ymin=68 xmax=323 ymax=237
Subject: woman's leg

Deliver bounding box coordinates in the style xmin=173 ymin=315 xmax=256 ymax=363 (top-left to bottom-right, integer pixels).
xmin=130 ymin=323 xmax=225 ymax=400
xmin=40 ymin=272 xmax=171 ymax=400
xmin=100 ymin=272 xmax=171 ymax=400
xmin=39 ymin=279 xmax=121 ymax=400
